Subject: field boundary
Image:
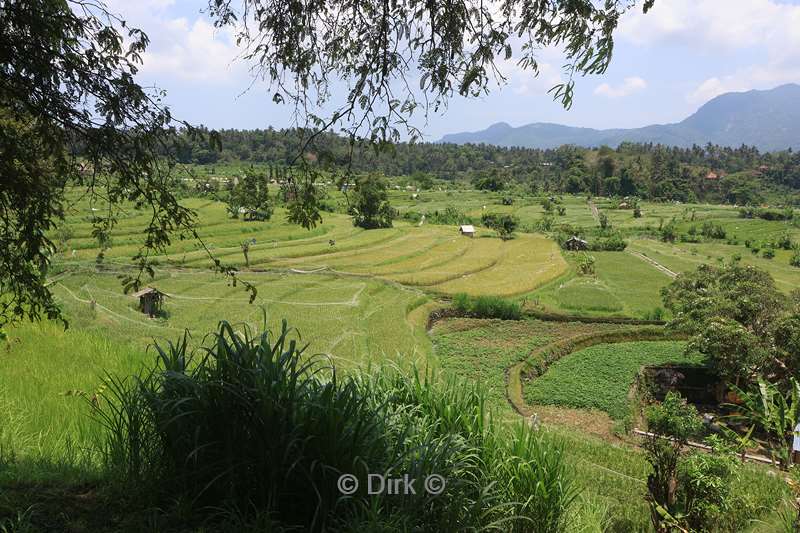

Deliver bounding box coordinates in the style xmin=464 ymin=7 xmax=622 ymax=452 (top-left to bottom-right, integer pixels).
xmin=506 ymin=327 xmax=687 ymax=418
xmin=627 ymin=251 xmax=678 ymax=278
xmin=522 ymin=307 xmax=666 ymax=325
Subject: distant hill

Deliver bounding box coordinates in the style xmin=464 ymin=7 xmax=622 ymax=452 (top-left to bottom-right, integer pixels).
xmin=439 ymin=84 xmax=800 ymax=151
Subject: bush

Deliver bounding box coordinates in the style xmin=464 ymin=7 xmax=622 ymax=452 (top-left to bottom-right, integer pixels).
xmin=427 ymin=205 xmax=473 ymax=225
xmin=643 ymin=392 xmax=703 ymax=531
xmin=93 ymin=320 xmax=574 ymax=531
xmin=677 ymin=438 xmax=739 ymax=532
xmin=576 ymin=253 xmax=595 ymax=276
xmin=660 ymin=219 xmax=678 ymax=243
xmin=452 ymin=293 xmax=522 ymax=320
xmin=589 ymin=234 xmax=627 ymax=251
xmin=701 ymin=221 xmax=726 ymax=240
xmin=643 ymin=307 xmax=665 ymax=321
xmin=777 ymin=233 xmax=794 ymax=250
xmin=481 ymin=212 xmax=519 ymax=240
xmin=791 ymin=250 xmax=800 ymax=268
xmin=739 ymin=207 xmax=794 ymax=221
xmin=763 ymin=247 xmax=776 ymax=259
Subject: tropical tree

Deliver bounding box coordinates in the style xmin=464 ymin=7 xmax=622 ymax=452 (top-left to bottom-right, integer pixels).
xmin=481 ymin=213 xmax=519 ymax=240
xmin=347 ymin=175 xmax=395 ymax=229
xmin=662 ymin=262 xmax=795 ymax=385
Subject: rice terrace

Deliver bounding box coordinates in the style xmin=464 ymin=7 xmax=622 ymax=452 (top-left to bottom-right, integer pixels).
xmin=4 ymin=1 xmax=800 ymax=532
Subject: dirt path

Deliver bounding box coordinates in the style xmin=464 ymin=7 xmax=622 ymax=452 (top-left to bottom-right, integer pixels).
xmin=588 ymin=199 xmax=599 ymax=223
xmin=627 ymin=251 xmax=678 ymax=278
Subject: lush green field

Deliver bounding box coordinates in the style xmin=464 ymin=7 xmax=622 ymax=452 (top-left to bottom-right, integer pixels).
xmin=532 ymin=251 xmax=673 ymax=318
xmin=431 ymin=319 xmax=787 ymax=531
xmin=47 ymin=269 xmax=432 ymax=369
xmin=0 ymin=321 xmax=145 ymax=473
xmin=525 ymin=341 xmax=704 ymax=419
xmin=4 ymin=186 xmax=798 ymax=530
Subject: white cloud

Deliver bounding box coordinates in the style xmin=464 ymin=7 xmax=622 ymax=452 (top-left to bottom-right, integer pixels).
xmin=688 ymin=65 xmax=800 ymax=104
xmin=107 ymin=1 xmax=247 ymax=86
xmin=594 ymin=76 xmax=647 ymax=98
xmin=139 ymin=19 xmax=246 ymax=84
xmin=618 ymin=0 xmax=800 ymax=52
xmin=618 ymin=0 xmax=800 ymax=105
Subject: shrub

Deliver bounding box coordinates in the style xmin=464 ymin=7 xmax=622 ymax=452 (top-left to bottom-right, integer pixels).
xmin=481 ymin=212 xmax=519 ymax=240
xmin=452 ymin=293 xmax=521 ymax=320
xmin=677 ymin=438 xmax=739 ymax=532
xmin=701 ymin=221 xmax=726 ymax=240
xmin=589 ymin=234 xmax=627 ymax=251
xmin=643 ymin=307 xmax=665 ymax=321
xmin=93 ymin=320 xmax=574 ymax=531
xmin=739 ymin=207 xmax=794 ymax=221
xmin=763 ymin=247 xmax=776 ymax=259
xmin=791 ymin=251 xmax=800 ymax=268
xmin=427 ymin=206 xmax=473 ymax=226
xmin=576 ymin=253 xmax=596 ymax=276
xmin=777 ymin=233 xmax=794 ymax=250
xmin=660 ymin=219 xmax=678 ymax=243
xmin=643 ymin=392 xmax=703 ymax=531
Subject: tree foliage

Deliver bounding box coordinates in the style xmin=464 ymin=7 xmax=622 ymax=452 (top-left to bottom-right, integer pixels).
xmin=662 ymin=263 xmax=800 ymax=385
xmin=481 ymin=213 xmax=519 ymax=240
xmin=347 ymin=175 xmax=395 ymax=229
xmin=227 ymin=169 xmax=273 ymax=221
xmin=0 ymin=0 xmax=247 ymax=327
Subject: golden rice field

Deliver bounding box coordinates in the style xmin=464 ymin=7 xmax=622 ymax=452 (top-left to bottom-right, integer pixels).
xmin=56 ymin=191 xmax=568 ymax=297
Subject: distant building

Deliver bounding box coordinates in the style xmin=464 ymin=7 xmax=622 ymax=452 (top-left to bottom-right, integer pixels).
xmin=564 ymin=236 xmax=588 ymax=251
xmin=705 ymin=171 xmax=719 ymax=180
xmin=131 ymin=287 xmax=168 ymax=318
xmin=459 ymin=224 xmax=476 ymax=237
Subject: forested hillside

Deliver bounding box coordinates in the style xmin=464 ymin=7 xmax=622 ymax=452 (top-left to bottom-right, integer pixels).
xmin=161 ymin=128 xmax=800 ymax=204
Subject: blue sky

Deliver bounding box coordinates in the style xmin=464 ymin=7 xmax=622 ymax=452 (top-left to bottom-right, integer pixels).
xmin=112 ymin=0 xmax=800 ymax=139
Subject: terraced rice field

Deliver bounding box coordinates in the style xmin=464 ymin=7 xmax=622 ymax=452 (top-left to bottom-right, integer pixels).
xmin=48 ymin=269 xmax=432 ymax=369
xmin=55 ymin=190 xmax=568 ymax=297
xmin=532 ymin=251 xmax=673 ymax=318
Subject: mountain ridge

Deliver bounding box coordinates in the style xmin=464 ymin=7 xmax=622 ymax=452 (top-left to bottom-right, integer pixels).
xmin=439 ymin=84 xmax=800 ymax=151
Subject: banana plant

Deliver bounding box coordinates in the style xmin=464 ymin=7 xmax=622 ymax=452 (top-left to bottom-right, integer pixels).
xmin=727 ymin=377 xmax=800 ymax=469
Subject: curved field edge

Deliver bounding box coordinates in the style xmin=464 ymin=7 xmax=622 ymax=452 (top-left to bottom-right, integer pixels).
xmin=526 ymin=341 xmax=701 ymax=419
xmin=505 ymin=326 xmax=687 ymax=418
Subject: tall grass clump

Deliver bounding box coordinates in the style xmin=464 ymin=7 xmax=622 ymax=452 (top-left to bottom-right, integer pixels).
xmin=452 ymin=293 xmax=522 ymax=320
xmin=92 ymin=319 xmax=577 ymax=531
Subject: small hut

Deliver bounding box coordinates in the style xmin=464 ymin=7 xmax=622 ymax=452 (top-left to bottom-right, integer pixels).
xmin=459 ymin=224 xmax=476 ymax=237
xmin=132 ymin=287 xmax=167 ymax=318
xmin=564 ymin=236 xmax=588 ymax=251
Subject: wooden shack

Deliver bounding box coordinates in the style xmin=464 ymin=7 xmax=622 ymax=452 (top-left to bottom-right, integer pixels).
xmin=459 ymin=224 xmax=476 ymax=237
xmin=564 ymin=236 xmax=588 ymax=251
xmin=132 ymin=287 xmax=167 ymax=318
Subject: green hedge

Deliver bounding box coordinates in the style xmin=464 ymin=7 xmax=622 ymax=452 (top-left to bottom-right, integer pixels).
xmin=452 ymin=293 xmax=522 ymax=320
